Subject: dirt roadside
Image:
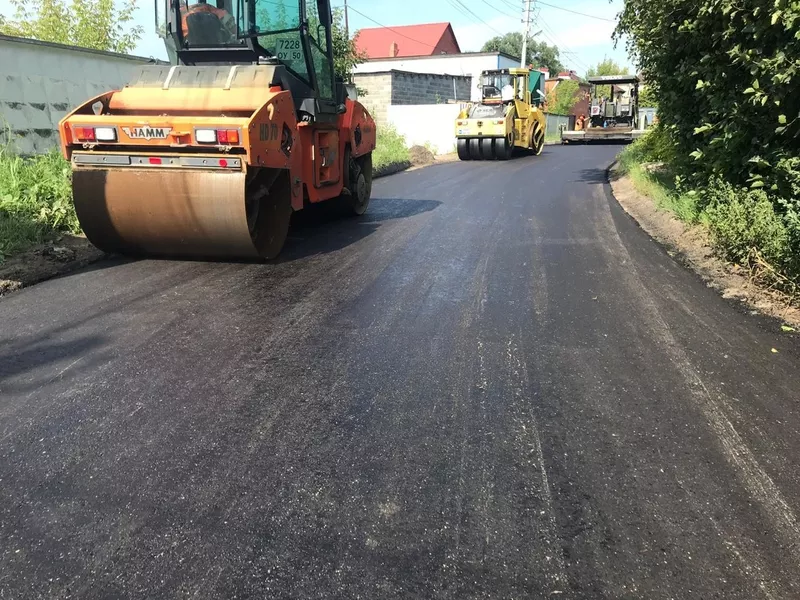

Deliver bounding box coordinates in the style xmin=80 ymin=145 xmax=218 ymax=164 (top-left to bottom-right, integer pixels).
xmin=608 ymin=162 xmax=800 ymax=329
xmin=0 ymin=235 xmax=105 ymax=297
xmin=0 ymin=152 xmax=462 ymax=298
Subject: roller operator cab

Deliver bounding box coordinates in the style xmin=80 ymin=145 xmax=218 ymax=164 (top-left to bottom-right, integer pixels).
xmin=58 ymin=0 xmax=377 ymax=260
xmin=455 ymin=67 xmax=547 ymax=161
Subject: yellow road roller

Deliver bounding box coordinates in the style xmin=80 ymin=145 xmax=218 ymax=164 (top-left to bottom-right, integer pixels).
xmin=455 ymin=67 xmax=546 ymax=160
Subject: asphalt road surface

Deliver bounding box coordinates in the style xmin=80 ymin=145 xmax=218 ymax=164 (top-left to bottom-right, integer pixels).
xmin=2 ymin=145 xmax=800 ymax=599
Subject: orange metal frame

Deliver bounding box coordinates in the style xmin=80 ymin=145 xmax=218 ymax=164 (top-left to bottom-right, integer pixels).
xmin=59 ymin=84 xmax=377 ymax=211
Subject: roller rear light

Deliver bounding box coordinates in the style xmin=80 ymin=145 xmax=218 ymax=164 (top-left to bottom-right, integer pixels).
xmin=94 ymin=127 xmax=117 ymax=141
xmin=195 ymin=128 xmax=240 ymax=145
xmin=72 ymin=126 xmax=117 ymax=142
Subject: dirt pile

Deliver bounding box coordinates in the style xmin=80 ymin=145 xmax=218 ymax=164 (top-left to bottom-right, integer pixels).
xmin=409 ymin=145 xmax=435 ymax=166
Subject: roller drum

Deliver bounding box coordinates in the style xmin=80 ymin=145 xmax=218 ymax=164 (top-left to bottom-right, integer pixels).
xmin=72 ymin=167 xmax=292 ymax=260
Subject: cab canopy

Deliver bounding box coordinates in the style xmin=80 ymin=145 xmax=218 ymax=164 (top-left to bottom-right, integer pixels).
xmin=586 ymin=74 xmax=640 ymax=85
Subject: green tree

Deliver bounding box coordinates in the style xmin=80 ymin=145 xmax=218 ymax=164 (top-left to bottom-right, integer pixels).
xmin=0 ymin=0 xmax=143 ymax=54
xmin=303 ymin=3 xmax=365 ymax=80
xmin=638 ymin=85 xmax=657 ymax=108
xmin=546 ymin=79 xmax=580 ymax=115
xmin=586 ymin=58 xmax=630 ymax=98
xmin=613 ymin=0 xmax=799 ymax=199
xmin=481 ymin=32 xmax=564 ymax=74
xmin=332 ymin=9 xmax=366 ymax=80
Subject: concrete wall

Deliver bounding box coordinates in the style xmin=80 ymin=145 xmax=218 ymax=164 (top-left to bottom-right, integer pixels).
xmin=354 ymin=52 xmax=519 ymax=101
xmin=390 ymin=71 xmax=471 ymax=106
xmin=386 ymin=104 xmax=469 ymax=155
xmin=352 ymin=72 xmax=393 ymax=125
xmin=0 ymin=34 xmax=166 ymax=155
xmin=353 ymin=70 xmax=471 ymax=126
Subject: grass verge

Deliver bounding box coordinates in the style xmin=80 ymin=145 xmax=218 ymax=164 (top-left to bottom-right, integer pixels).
xmin=545 ymin=131 xmax=562 ymax=144
xmin=0 ymin=143 xmax=79 ymax=262
xmin=373 ymin=125 xmax=412 ymax=176
xmin=618 ymin=127 xmax=799 ymax=304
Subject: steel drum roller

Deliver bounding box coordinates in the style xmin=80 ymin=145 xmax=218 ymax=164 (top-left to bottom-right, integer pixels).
xmin=72 ymin=167 xmax=292 ymax=259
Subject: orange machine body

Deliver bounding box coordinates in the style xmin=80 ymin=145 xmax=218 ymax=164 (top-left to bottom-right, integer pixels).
xmin=59 ymin=77 xmax=376 ymax=212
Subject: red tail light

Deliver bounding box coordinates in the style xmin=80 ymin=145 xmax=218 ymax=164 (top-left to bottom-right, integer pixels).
xmin=217 ymin=129 xmax=239 ymax=144
xmin=73 ymin=126 xmax=95 ymax=142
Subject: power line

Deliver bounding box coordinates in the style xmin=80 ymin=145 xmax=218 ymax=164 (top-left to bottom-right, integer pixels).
xmin=477 ymin=0 xmax=518 ymax=20
xmin=498 ymin=0 xmax=520 ymax=11
xmin=536 ymin=0 xmax=615 ymax=22
xmin=539 ymin=18 xmax=590 ymax=69
xmin=537 ymin=23 xmax=591 ymax=73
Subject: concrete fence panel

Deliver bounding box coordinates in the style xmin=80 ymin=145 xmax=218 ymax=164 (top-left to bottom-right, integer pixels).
xmin=0 ymin=34 xmax=164 ymax=155
xmin=353 ymin=69 xmax=471 ymax=127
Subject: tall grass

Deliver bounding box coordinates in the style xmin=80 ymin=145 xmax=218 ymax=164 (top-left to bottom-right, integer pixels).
xmin=0 ymin=141 xmax=79 ymax=261
xmin=373 ymin=125 xmax=411 ymax=171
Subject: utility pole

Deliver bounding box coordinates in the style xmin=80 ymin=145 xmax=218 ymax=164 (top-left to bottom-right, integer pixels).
xmin=344 ymin=0 xmax=350 ymax=38
xmin=520 ymin=0 xmax=533 ymax=68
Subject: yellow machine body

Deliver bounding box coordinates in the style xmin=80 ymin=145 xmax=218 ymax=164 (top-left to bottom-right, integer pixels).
xmin=455 ymin=67 xmax=547 ymax=161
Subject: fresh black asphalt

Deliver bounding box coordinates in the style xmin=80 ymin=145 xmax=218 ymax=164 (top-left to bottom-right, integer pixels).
xmin=1 ymin=145 xmax=799 ymax=599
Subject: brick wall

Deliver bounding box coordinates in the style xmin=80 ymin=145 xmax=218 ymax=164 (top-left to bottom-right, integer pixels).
xmin=351 ymin=72 xmax=392 ymax=125
xmin=353 ymin=70 xmax=471 ymax=125
xmin=390 ymin=71 xmax=471 ymax=106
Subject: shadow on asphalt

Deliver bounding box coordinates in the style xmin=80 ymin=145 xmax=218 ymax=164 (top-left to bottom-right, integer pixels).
xmin=0 ymin=335 xmax=107 ymax=393
xmin=277 ymin=197 xmax=442 ymax=262
xmin=45 ymin=198 xmax=442 ymax=271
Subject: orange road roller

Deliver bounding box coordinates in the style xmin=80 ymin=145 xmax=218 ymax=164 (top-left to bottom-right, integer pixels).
xmin=59 ymin=0 xmax=376 ymax=260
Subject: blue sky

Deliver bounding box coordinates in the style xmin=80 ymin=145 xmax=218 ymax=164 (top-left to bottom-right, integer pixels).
xmin=0 ymin=0 xmax=635 ymax=76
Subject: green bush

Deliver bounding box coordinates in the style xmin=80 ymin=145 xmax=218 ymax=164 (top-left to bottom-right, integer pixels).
xmin=373 ymin=125 xmax=410 ymax=171
xmin=618 ymin=126 xmax=675 ymax=174
xmin=620 ymin=136 xmax=800 ymax=296
xmin=0 ymin=145 xmax=78 ymax=260
xmin=704 ymin=180 xmax=791 ymax=269
xmin=613 ymin=0 xmax=799 ymax=298
xmin=614 ymin=0 xmax=800 ymax=194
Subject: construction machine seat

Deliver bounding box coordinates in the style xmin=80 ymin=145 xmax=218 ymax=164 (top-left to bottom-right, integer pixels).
xmin=185 ymin=11 xmax=228 ymax=46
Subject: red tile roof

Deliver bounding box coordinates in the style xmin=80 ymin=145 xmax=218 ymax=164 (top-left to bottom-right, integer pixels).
xmin=354 ymin=22 xmax=461 ymax=59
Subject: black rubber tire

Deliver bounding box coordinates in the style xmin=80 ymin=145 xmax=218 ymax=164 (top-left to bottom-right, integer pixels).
xmin=480 ymin=137 xmax=495 ymax=160
xmin=338 ymin=150 xmax=372 ymax=217
xmin=348 ymin=152 xmax=372 ymax=216
xmin=469 ymin=138 xmax=482 ymax=160
xmin=457 ymin=138 xmax=471 ymax=160
xmin=496 ymin=136 xmax=512 ymax=160
xmin=532 ymin=125 xmax=544 ymax=156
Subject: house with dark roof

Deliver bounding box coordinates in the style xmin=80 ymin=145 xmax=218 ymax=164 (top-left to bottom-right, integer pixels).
xmin=354 ymin=22 xmax=461 ymax=59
